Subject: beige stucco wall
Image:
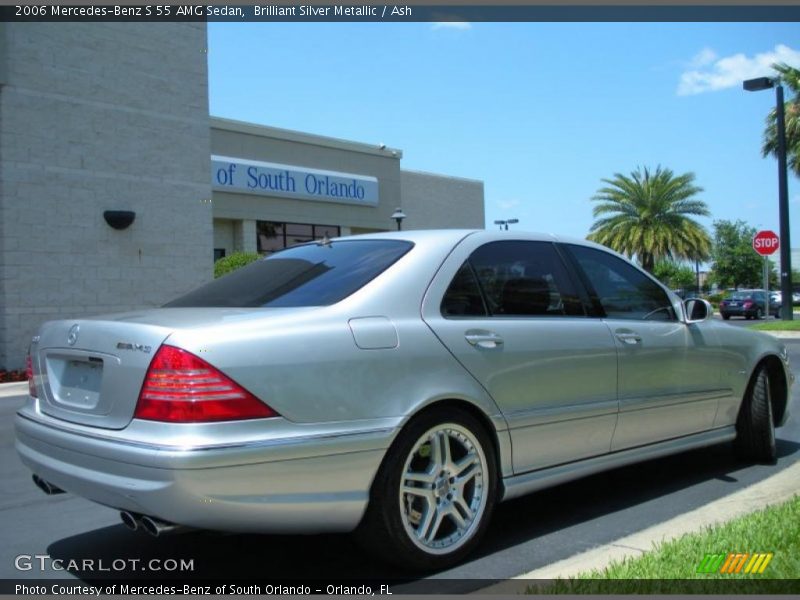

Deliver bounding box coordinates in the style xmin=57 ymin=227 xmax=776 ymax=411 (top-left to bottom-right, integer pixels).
xmin=0 ymin=24 xmax=211 ymax=369
xmin=400 ymin=169 xmax=485 ymax=231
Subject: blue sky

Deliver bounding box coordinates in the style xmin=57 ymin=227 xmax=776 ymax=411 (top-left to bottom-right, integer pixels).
xmin=207 ymin=22 xmax=800 ymax=252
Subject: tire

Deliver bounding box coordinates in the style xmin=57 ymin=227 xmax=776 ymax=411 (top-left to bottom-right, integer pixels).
xmin=356 ymin=407 xmax=497 ymax=571
xmin=734 ymin=366 xmax=777 ymax=464
xmin=756 ymin=308 xmax=763 ymax=320
xmin=721 ymin=313 xmax=730 ymax=320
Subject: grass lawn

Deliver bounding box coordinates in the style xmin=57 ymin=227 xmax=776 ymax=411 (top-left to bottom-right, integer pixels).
xmin=531 ymin=495 xmax=800 ymax=594
xmin=749 ymin=320 xmax=800 ymax=331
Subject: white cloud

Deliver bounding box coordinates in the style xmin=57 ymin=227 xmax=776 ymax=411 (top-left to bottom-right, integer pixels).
xmin=689 ymin=47 xmax=718 ymax=68
xmin=677 ymin=44 xmax=800 ymax=96
xmin=495 ymin=199 xmax=521 ymax=210
xmin=430 ymin=22 xmax=472 ymax=31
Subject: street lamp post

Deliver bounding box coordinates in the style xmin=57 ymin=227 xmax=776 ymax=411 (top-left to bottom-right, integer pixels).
xmin=744 ymin=76 xmax=792 ymax=320
xmin=391 ymin=207 xmax=406 ymax=231
xmin=493 ymin=218 xmax=519 ymax=231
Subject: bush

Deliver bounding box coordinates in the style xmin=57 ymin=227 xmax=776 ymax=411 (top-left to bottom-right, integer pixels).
xmin=0 ymin=369 xmax=27 ymax=383
xmin=213 ymin=252 xmax=261 ymax=279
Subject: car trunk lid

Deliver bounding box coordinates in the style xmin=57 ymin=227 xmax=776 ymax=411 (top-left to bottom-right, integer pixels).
xmin=31 ymin=308 xmax=315 ymax=430
xmin=33 ymin=317 xmax=174 ymax=429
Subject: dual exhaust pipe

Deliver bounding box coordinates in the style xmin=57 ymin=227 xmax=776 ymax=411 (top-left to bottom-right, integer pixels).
xmin=33 ymin=475 xmax=185 ymax=537
xmin=120 ymin=511 xmax=187 ymax=537
xmin=32 ymin=474 xmax=65 ymax=495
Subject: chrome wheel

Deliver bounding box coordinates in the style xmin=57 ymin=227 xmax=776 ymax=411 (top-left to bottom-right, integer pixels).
xmin=399 ymin=424 xmax=489 ymax=555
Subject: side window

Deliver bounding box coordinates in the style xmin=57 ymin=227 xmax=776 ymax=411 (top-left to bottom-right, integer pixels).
xmin=441 ymin=263 xmax=488 ymax=317
xmin=567 ymin=245 xmax=676 ymax=321
xmin=463 ymin=241 xmax=584 ymax=317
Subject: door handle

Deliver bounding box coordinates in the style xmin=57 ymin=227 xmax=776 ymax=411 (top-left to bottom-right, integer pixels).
xmin=615 ymin=332 xmax=642 ymax=345
xmin=465 ymin=331 xmax=504 ymax=349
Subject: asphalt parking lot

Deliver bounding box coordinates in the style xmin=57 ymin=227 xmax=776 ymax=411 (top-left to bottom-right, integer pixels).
xmin=0 ymin=339 xmax=798 ymax=591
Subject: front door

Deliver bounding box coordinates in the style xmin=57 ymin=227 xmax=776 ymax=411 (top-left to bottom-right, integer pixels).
xmin=563 ymin=244 xmax=723 ymax=451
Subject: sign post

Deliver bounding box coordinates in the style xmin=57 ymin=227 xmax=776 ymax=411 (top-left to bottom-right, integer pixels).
xmin=753 ymin=230 xmax=780 ymax=319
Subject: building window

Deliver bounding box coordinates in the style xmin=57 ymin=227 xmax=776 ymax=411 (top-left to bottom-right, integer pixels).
xmin=256 ymin=221 xmax=341 ymax=253
xmin=213 ymin=248 xmax=226 ymax=261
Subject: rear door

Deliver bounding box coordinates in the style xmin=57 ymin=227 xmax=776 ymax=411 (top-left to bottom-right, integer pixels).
xmin=422 ymin=233 xmax=619 ymax=474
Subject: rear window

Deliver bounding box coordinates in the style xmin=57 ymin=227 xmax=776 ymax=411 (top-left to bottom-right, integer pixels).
xmin=730 ymin=291 xmax=761 ymax=301
xmin=164 ymin=240 xmax=413 ymax=308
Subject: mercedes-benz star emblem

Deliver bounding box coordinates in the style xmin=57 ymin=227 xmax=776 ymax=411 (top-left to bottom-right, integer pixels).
xmin=67 ymin=324 xmax=80 ymax=346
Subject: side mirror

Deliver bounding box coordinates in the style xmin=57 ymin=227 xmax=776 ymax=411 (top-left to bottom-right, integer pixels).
xmin=685 ymin=298 xmax=713 ymax=323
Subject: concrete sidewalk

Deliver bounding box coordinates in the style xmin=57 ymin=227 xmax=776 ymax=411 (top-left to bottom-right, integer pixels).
xmin=482 ymin=460 xmax=800 ymax=593
xmin=764 ymin=330 xmax=800 ymax=339
xmin=0 ymin=382 xmax=26 ymax=399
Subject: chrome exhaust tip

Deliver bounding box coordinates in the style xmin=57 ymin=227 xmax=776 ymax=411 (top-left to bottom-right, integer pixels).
xmin=139 ymin=515 xmax=185 ymax=537
xmin=32 ymin=475 xmax=65 ymax=495
xmin=120 ymin=511 xmax=141 ymax=532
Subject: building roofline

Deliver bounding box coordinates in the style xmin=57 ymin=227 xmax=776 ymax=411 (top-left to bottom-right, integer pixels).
xmin=401 ymin=167 xmax=484 ymax=186
xmin=210 ymin=116 xmax=403 ymax=159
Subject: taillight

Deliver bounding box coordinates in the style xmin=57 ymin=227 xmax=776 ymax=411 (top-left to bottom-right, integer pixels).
xmin=135 ymin=345 xmax=278 ymax=423
xmin=743 ymin=301 xmax=753 ymax=308
xmin=26 ymin=352 xmax=37 ymax=399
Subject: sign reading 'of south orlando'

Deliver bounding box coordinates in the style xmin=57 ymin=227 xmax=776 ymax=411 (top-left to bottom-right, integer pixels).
xmin=212 ymin=155 xmax=379 ymax=207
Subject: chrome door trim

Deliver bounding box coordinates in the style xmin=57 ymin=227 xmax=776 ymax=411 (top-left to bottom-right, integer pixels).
xmin=504 ymin=399 xmax=619 ymax=429
xmin=619 ymin=389 xmax=733 ymax=413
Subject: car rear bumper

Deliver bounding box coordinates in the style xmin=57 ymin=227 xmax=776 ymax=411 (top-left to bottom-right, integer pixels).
xmin=15 ymin=403 xmax=397 ymax=534
xmin=721 ymin=306 xmax=764 ymax=317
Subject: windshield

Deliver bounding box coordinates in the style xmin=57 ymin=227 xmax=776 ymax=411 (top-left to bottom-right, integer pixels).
xmin=164 ymin=240 xmax=413 ymax=308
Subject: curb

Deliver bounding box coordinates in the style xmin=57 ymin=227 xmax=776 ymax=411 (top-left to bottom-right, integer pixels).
xmin=481 ymin=460 xmax=800 ymax=593
xmin=762 ymin=331 xmax=800 ymax=339
xmin=0 ymin=382 xmax=27 ymax=399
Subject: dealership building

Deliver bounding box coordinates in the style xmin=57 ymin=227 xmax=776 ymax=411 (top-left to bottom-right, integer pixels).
xmin=0 ymin=23 xmax=484 ymax=370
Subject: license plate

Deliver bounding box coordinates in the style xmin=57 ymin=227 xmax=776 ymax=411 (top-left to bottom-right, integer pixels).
xmin=59 ymin=360 xmax=103 ymax=407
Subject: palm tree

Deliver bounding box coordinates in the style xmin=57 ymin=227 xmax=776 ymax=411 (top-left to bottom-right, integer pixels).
xmin=587 ymin=166 xmax=711 ymax=273
xmin=761 ymin=63 xmax=800 ymax=178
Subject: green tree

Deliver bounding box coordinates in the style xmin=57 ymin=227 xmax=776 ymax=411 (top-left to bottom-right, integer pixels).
xmin=653 ymin=260 xmax=697 ymax=290
xmin=587 ymin=166 xmax=712 ymax=273
xmin=761 ymin=63 xmax=800 ymax=178
xmin=709 ymin=220 xmax=775 ymax=289
xmin=671 ymin=264 xmax=698 ymax=290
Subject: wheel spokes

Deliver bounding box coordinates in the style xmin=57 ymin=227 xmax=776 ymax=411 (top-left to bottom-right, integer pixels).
xmin=400 ymin=423 xmax=488 ymax=551
xmin=430 ymin=430 xmax=451 ymax=471
xmin=453 ymin=496 xmax=474 ymax=523
xmin=453 ymin=451 xmax=479 ymax=480
xmin=421 ymin=508 xmax=445 ymax=544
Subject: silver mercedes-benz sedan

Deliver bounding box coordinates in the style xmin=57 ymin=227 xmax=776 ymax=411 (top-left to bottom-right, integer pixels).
xmin=16 ymin=230 xmax=792 ymax=570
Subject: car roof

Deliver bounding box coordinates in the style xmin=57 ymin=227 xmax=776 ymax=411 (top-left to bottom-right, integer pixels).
xmin=335 ymin=228 xmax=607 ymax=248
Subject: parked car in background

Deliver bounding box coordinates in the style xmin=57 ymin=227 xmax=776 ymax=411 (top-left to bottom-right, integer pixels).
xmin=720 ymin=289 xmax=781 ymax=320
xmin=16 ymin=230 xmax=792 ymax=570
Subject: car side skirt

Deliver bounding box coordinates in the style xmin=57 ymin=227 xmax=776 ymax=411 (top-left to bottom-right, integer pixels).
xmin=501 ymin=426 xmax=736 ymax=502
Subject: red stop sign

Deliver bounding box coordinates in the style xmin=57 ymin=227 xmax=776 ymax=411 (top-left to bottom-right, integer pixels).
xmin=753 ymin=230 xmax=780 ymax=256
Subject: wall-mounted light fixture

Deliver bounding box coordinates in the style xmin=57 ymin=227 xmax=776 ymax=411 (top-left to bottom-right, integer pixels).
xmin=103 ymin=210 xmax=136 ymax=230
